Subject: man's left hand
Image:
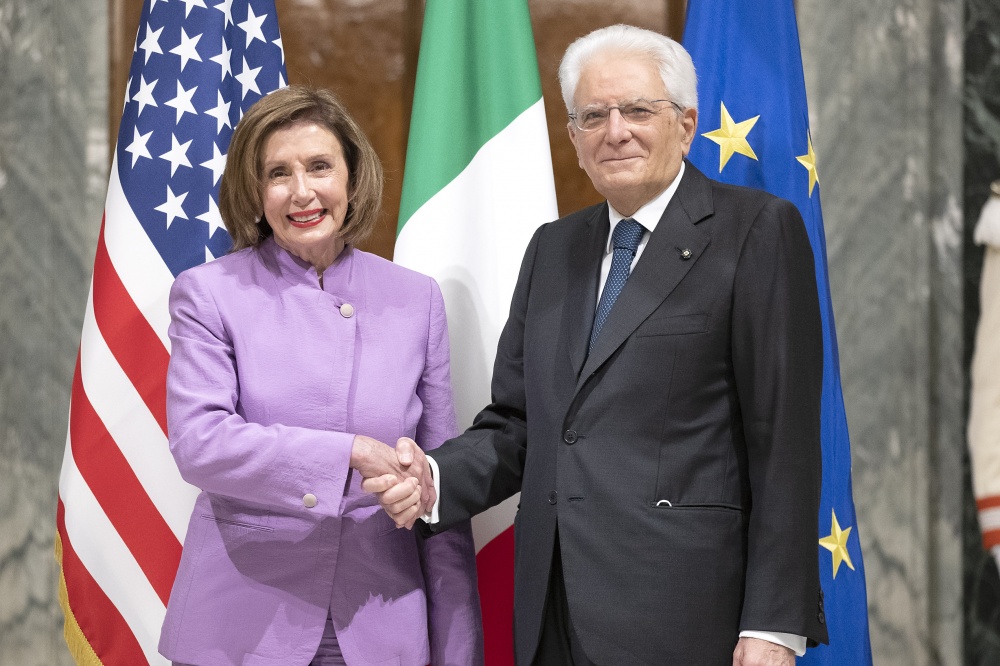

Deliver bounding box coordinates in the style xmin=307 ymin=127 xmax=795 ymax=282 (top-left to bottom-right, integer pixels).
xmin=732 ymin=637 xmax=795 ymax=666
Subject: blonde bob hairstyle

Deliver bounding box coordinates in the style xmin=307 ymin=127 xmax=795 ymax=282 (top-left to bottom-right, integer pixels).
xmin=220 ymin=85 xmax=384 ymax=252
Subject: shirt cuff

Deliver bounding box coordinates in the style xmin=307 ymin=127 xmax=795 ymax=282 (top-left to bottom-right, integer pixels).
xmin=419 ymin=455 xmax=441 ymax=525
xmin=739 ymin=631 xmax=807 ymax=657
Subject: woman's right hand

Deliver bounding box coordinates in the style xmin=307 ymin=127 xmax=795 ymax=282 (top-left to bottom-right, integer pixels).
xmin=353 ymin=436 xmax=435 ymax=525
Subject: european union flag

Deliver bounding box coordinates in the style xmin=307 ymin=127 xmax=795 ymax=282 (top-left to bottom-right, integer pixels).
xmin=683 ymin=1 xmax=873 ymax=663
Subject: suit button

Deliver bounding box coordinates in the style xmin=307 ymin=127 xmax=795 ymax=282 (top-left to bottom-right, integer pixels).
xmin=303 ymin=493 xmax=318 ymax=508
xmin=340 ymin=303 xmax=355 ymax=318
xmin=818 ymin=611 xmax=825 ymax=624
xmin=563 ymin=430 xmax=578 ymax=444
xmin=548 ymin=491 xmax=558 ymax=505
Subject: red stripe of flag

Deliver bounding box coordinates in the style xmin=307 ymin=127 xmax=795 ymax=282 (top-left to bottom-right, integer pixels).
xmin=92 ymin=218 xmax=170 ymax=435
xmin=476 ymin=526 xmax=516 ymax=666
xmin=57 ymin=499 xmax=149 ymax=664
xmin=69 ymin=353 xmax=182 ymax=604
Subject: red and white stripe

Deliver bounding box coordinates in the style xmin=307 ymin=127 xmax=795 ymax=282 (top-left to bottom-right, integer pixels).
xmin=57 ymin=158 xmax=199 ymax=665
xmin=978 ymin=498 xmax=1000 ymax=549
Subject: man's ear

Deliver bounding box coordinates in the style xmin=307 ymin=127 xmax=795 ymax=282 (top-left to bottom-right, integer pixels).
xmin=680 ymin=107 xmax=698 ymax=151
xmin=567 ymin=122 xmax=584 ymax=169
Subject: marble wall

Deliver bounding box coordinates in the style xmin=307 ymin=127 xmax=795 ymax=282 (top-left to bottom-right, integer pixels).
xmin=0 ymin=0 xmax=106 ymax=663
xmin=797 ymin=0 xmax=966 ymax=663
xmin=0 ymin=0 xmax=991 ymax=663
xmin=962 ymin=0 xmax=1000 ymax=663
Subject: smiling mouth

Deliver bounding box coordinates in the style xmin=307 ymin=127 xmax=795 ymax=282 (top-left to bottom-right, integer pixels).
xmin=288 ymin=209 xmax=326 ymax=228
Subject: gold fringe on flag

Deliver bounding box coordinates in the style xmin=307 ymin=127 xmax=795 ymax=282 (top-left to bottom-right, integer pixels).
xmin=55 ymin=532 xmax=105 ymax=666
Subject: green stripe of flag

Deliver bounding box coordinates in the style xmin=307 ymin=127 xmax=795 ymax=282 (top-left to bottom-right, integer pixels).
xmin=397 ymin=0 xmax=544 ymax=232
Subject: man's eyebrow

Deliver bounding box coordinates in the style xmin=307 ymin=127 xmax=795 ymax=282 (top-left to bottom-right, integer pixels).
xmin=580 ymin=97 xmax=658 ymax=107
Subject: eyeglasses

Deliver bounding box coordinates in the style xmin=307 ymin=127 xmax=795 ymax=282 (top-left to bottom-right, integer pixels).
xmin=568 ymin=99 xmax=681 ymax=132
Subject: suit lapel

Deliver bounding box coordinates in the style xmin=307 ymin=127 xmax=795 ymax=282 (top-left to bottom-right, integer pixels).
xmin=575 ymin=164 xmax=714 ymax=393
xmin=564 ymin=205 xmax=609 ymax=377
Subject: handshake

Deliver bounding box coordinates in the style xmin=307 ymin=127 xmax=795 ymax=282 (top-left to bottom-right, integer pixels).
xmin=351 ymin=435 xmax=436 ymax=529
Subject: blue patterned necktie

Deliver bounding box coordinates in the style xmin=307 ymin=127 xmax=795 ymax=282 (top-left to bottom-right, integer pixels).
xmin=589 ymin=217 xmax=644 ymax=352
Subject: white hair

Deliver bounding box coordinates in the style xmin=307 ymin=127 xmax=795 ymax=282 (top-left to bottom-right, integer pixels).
xmin=558 ymin=24 xmax=698 ymax=114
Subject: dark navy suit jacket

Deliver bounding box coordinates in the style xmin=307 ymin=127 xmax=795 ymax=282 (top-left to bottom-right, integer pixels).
xmin=428 ymin=162 xmax=828 ymax=665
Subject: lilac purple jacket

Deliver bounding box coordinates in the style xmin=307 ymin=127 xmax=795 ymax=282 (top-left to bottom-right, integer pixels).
xmin=158 ymin=238 xmax=483 ymax=666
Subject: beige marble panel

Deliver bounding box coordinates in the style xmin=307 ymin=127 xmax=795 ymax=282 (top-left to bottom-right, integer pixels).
xmin=0 ymin=0 xmax=107 ymax=662
xmin=798 ymin=0 xmax=964 ymax=663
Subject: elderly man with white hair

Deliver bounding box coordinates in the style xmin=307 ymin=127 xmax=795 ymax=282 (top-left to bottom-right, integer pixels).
xmin=367 ymin=24 xmax=829 ymax=665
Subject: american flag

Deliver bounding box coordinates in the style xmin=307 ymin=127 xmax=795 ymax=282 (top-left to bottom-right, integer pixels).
xmin=56 ymin=0 xmax=286 ymax=662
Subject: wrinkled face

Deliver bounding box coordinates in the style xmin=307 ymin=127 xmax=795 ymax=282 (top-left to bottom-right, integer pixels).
xmin=261 ymin=121 xmax=351 ymax=271
xmin=568 ymin=52 xmax=697 ymax=215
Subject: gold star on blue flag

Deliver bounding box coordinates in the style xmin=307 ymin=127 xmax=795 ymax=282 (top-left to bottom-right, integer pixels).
xmin=819 ymin=509 xmax=855 ymax=578
xmin=684 ymin=1 xmax=872 ymax=664
xmin=797 ymin=133 xmax=821 ymax=197
xmin=702 ymin=101 xmax=760 ymax=171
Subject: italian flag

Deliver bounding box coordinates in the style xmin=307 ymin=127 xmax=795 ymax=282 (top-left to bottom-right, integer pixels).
xmin=393 ymin=1 xmax=558 ymax=663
